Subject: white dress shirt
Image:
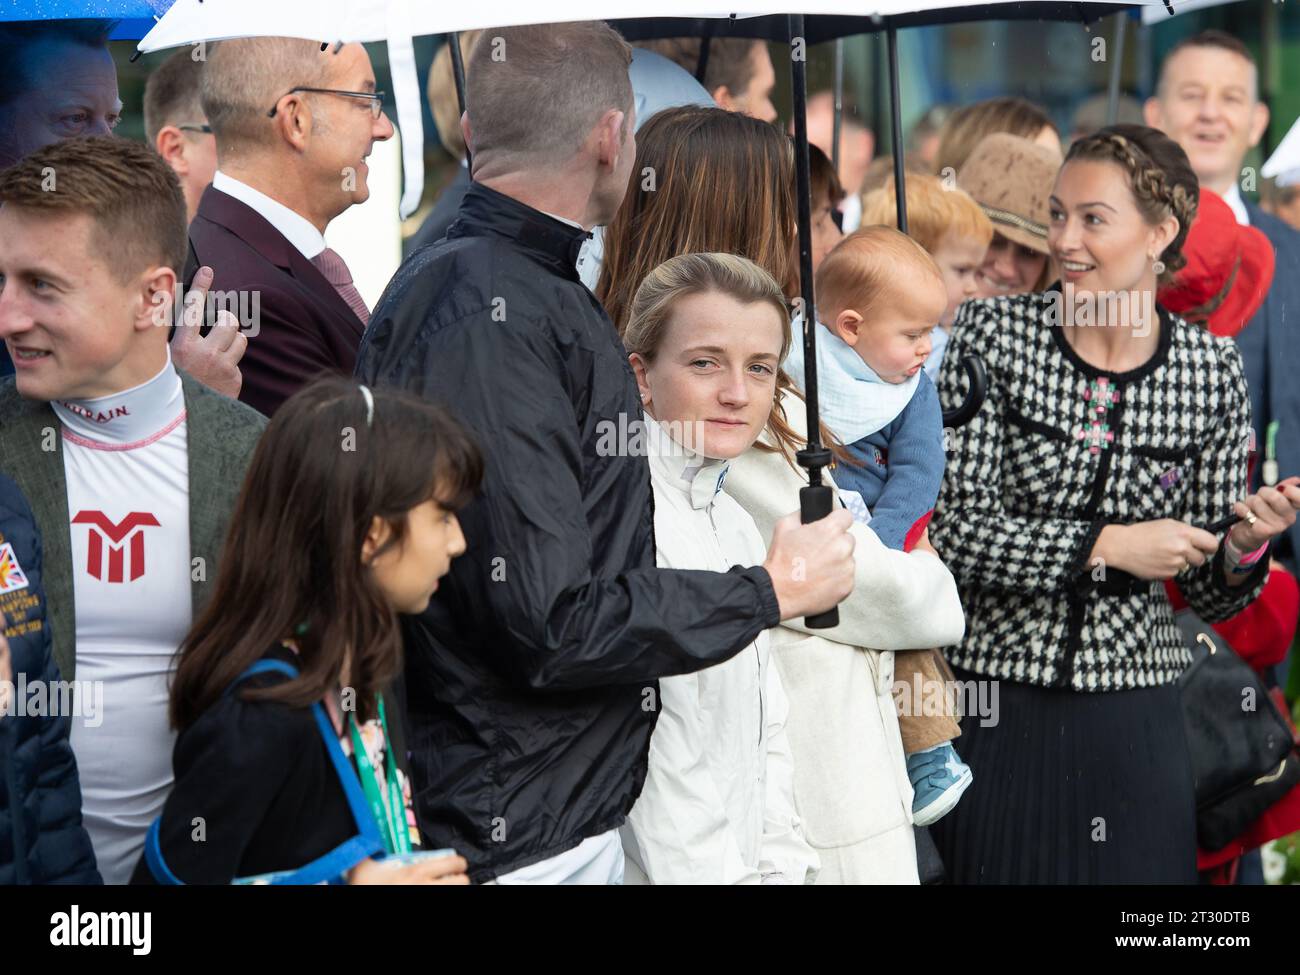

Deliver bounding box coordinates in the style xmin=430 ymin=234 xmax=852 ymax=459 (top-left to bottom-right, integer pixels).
xmin=1223 ymin=182 xmax=1250 ymax=226
xmin=211 ymin=170 xmax=327 ymax=259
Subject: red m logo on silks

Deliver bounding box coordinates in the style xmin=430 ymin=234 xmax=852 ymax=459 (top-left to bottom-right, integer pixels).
xmin=71 ymin=511 xmax=161 ymax=583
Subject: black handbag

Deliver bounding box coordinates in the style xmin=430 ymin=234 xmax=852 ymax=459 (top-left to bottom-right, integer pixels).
xmin=1175 ymin=610 xmax=1300 ymax=851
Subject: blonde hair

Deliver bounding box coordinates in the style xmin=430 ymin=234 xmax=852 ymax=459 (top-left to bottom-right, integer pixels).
xmin=428 ymin=31 xmax=482 ymax=161
xmin=934 ymin=96 xmax=1056 ymax=177
xmin=625 ymin=253 xmax=810 ymax=463
xmin=860 ymin=174 xmax=994 ymax=255
xmin=816 ymin=226 xmax=945 ymax=323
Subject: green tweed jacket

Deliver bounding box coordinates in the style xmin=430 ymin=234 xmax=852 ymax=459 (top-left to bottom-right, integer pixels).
xmin=0 ymin=372 xmax=266 ymax=681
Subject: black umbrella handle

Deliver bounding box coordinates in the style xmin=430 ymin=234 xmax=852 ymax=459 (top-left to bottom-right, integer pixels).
xmin=941 ymin=355 xmax=988 ymax=430
xmin=800 ymin=483 xmax=840 ymax=629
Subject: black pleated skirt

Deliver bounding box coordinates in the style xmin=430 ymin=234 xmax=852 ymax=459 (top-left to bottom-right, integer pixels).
xmin=932 ymin=667 xmax=1199 ymax=884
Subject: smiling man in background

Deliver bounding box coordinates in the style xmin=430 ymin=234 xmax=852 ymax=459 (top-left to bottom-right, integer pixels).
xmin=187 ymin=37 xmax=394 ymax=416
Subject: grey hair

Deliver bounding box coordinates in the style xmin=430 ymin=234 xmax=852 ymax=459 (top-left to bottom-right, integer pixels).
xmin=200 ymin=36 xmax=335 ymax=152
xmin=465 ymin=22 xmax=632 ymax=171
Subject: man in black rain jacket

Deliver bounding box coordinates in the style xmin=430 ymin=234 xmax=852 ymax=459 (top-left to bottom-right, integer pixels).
xmin=357 ymin=22 xmax=854 ymax=883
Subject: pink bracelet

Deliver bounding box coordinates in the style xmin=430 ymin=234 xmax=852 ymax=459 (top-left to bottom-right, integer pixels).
xmin=1225 ymin=536 xmax=1268 ymax=570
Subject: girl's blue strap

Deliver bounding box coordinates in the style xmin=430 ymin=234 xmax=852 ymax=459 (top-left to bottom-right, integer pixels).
xmin=146 ymin=656 xmax=383 ymax=886
xmin=251 ymin=835 xmax=382 ymax=886
xmin=236 ymin=658 xmax=300 ymax=683
xmin=144 ymin=818 xmax=184 ymax=885
xmin=313 ymin=701 xmax=386 ymax=849
xmin=238 ymin=657 xmax=385 ymax=860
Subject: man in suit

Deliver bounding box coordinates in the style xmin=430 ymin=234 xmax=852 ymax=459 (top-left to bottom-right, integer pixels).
xmin=0 ymin=136 xmax=265 ymax=882
xmin=189 ymin=36 xmax=394 ymax=416
xmin=1147 ymin=30 xmax=1300 ymax=565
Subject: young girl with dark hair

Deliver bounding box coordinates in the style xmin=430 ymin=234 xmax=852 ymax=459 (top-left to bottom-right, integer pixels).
xmin=133 ymin=377 xmax=482 ymax=885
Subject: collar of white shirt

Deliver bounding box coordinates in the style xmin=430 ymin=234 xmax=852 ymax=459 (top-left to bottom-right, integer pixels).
xmin=1223 ymin=182 xmax=1251 ymax=226
xmin=52 ymin=348 xmax=184 ymax=446
xmin=212 ymin=170 xmax=327 ymax=260
xmin=537 ymin=208 xmax=586 ymax=232
xmin=644 ymin=412 xmax=730 ymax=511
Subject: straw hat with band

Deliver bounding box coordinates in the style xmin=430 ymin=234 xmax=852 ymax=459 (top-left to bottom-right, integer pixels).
xmin=956 ymin=132 xmax=1063 ymax=256
xmin=1158 ymin=188 xmax=1275 ymax=339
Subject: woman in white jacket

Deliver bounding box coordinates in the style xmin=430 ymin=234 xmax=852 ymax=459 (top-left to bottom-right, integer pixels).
xmin=619 ymin=253 xmax=822 ymax=885
xmin=727 ymin=383 xmax=967 ymax=884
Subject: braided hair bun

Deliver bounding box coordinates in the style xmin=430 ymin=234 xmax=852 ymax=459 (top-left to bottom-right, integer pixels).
xmin=1064 ymin=124 xmax=1199 ymax=282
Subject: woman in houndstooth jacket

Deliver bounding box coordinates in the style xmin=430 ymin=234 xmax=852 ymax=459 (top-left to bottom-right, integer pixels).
xmin=930 ymin=125 xmax=1300 ymax=884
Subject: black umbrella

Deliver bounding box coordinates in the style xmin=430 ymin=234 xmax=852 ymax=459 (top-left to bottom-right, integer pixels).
xmin=447 ymin=2 xmax=1146 ymax=626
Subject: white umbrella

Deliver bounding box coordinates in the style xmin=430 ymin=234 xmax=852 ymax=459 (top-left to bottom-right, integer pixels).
xmin=1140 ymin=0 xmax=1237 ymax=23
xmin=137 ymin=0 xmax=1162 ymax=219
xmin=139 ymin=0 xmax=1157 ymax=47
xmin=1263 ymin=114 xmax=1300 ymax=182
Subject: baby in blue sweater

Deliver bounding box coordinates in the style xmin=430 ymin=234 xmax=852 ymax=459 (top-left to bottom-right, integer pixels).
xmin=786 ymin=225 xmax=972 ymax=825
xmin=800 ymin=226 xmax=946 ymax=548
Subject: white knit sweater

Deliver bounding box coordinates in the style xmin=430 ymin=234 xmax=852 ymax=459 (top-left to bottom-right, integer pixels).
xmin=726 ymin=387 xmax=966 ymax=884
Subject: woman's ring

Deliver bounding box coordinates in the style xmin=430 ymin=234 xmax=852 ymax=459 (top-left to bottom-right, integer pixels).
xmin=1246 ymin=511 xmax=1258 ymax=526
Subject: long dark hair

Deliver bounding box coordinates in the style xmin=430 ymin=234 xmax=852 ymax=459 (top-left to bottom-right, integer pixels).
xmin=169 ymin=378 xmax=483 ymax=731
xmin=597 ymin=105 xmax=798 ymax=333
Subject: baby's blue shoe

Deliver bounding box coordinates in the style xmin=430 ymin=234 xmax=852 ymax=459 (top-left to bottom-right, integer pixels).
xmin=907 ymin=742 xmax=973 ymax=826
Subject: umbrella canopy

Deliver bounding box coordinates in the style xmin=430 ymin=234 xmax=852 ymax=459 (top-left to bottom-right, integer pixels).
xmin=1140 ymin=0 xmax=1222 ymax=23
xmin=138 ymin=0 xmax=1148 ymax=48
xmin=1263 ymin=113 xmax=1300 ymax=182
xmin=136 ymin=0 xmax=1157 ymax=219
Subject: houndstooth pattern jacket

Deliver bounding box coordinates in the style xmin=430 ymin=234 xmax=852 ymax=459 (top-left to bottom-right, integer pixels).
xmin=931 ymin=292 xmax=1269 ymax=692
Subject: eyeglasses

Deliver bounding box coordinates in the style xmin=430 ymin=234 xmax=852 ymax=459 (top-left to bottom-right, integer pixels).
xmin=177 ymin=123 xmax=212 ymax=134
xmin=267 ymin=87 xmax=387 ymax=120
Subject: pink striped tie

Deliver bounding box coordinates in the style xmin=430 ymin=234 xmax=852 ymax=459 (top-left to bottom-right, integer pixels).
xmin=311 ymin=247 xmax=370 ymax=326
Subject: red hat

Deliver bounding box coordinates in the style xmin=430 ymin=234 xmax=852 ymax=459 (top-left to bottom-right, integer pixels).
xmin=1159 ymin=189 xmax=1275 ymax=338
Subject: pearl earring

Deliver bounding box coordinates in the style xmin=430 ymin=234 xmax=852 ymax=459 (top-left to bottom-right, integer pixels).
xmin=1151 ymin=254 xmax=1165 ymax=276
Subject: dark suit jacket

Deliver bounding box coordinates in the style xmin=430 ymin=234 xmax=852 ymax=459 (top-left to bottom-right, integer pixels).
xmin=1238 ymin=202 xmax=1300 ymax=563
xmin=405 ymin=164 xmax=472 ymax=257
xmin=0 ymin=372 xmax=266 ymax=681
xmin=187 ymin=186 xmax=365 ymax=417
